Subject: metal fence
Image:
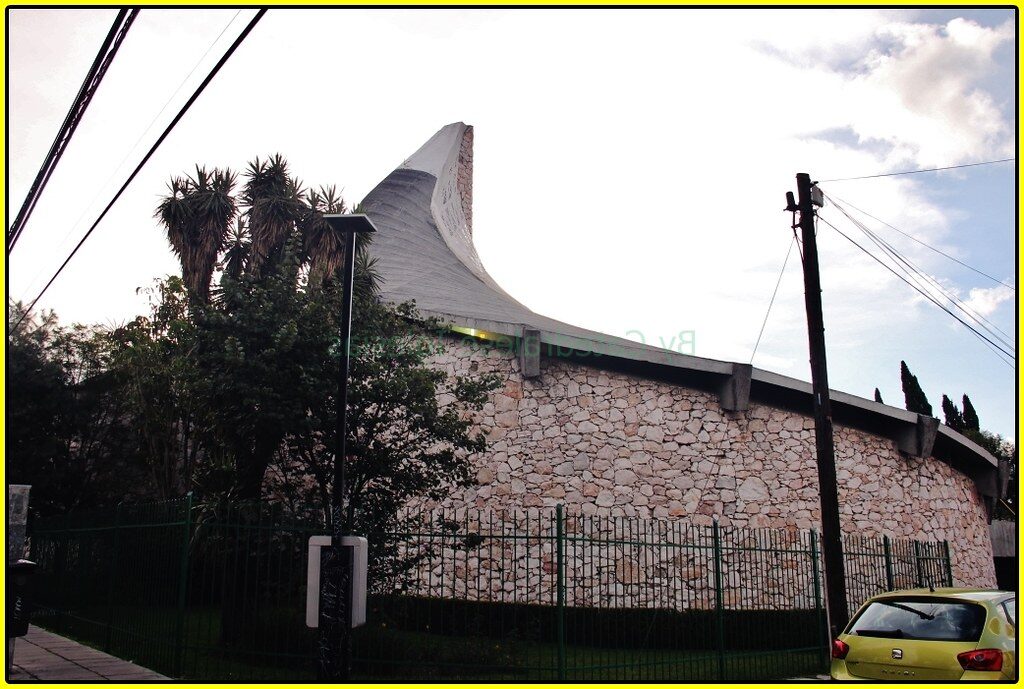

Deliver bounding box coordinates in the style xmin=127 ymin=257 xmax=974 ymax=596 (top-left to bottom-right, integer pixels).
xmin=29 ymin=497 xmax=953 ymax=681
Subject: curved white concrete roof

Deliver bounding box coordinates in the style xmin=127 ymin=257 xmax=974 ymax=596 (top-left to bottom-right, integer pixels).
xmin=360 ymin=122 xmax=1001 ymax=500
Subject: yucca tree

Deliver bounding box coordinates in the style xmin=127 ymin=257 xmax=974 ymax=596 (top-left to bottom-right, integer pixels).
xmin=154 ymin=155 xmax=388 ymax=506
xmin=156 ymin=167 xmax=237 ymax=303
xmin=300 ymin=185 xmax=347 ymax=286
xmin=299 ymin=186 xmax=380 ymax=296
xmin=222 ymin=217 xmax=251 ymax=281
xmin=242 ymin=155 xmax=305 ymax=277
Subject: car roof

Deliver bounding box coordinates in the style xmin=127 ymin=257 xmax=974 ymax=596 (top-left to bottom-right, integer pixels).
xmin=869 ymin=588 xmax=1014 ymax=603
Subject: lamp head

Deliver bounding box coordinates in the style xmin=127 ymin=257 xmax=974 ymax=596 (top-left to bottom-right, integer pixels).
xmin=322 ymin=213 xmax=377 ymax=234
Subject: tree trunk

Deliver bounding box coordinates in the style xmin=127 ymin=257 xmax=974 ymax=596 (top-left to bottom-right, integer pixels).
xmin=219 ymin=427 xmax=283 ymax=647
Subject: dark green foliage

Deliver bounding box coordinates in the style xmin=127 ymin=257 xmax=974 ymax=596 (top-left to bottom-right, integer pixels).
xmin=150 ymin=154 xmax=501 ymax=549
xmin=941 ymin=394 xmax=965 ymax=432
xmin=369 ymin=595 xmax=823 ymax=653
xmin=962 ymin=394 xmax=981 ymax=432
xmin=108 ymin=279 xmax=200 ymax=499
xmin=962 ymin=429 xmax=1016 ymax=521
xmin=899 ymin=361 xmax=933 ymax=416
xmin=873 ymin=388 xmax=883 ymax=403
xmin=6 ymin=303 xmax=148 ymax=515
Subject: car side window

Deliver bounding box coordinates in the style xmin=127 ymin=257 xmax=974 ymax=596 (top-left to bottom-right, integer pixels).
xmin=1001 ymin=599 xmax=1015 ymax=627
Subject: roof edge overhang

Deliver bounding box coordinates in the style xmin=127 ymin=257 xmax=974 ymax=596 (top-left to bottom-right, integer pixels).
xmin=422 ymin=308 xmax=1001 ymax=500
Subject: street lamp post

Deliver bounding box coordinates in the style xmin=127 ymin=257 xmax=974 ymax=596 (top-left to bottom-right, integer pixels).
xmin=318 ymin=213 xmax=376 ymax=680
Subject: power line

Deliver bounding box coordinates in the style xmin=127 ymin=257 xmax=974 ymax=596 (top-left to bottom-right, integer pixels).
xmin=750 ymin=235 xmax=795 ymax=365
xmin=820 ymin=191 xmax=1014 ymax=290
xmin=854 ymin=218 xmax=1016 ymax=358
xmin=815 ymin=213 xmax=1015 ymax=364
xmin=11 ymin=9 xmax=267 ymax=333
xmin=818 ymin=215 xmax=1014 ymax=367
xmin=827 ymin=197 xmax=1015 ymax=350
xmin=818 ymin=158 xmax=1014 ymax=183
xmin=17 ymin=10 xmax=243 ymax=299
xmin=8 ymin=9 xmax=139 ymax=252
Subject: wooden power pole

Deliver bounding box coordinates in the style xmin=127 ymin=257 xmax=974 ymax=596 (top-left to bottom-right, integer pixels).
xmin=790 ymin=172 xmax=849 ymax=636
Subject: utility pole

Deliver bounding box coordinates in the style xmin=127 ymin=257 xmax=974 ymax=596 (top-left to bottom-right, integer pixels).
xmin=788 ymin=173 xmax=849 ymax=636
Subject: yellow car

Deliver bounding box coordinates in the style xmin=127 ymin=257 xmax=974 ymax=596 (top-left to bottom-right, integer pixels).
xmin=831 ymin=588 xmax=1016 ymax=681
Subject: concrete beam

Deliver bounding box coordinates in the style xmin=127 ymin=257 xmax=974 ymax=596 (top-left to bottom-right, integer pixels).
xmin=895 ymin=414 xmax=939 ymax=458
xmin=917 ymin=415 xmax=939 ymax=459
xmin=719 ymin=363 xmax=752 ymax=412
xmin=519 ymin=328 xmax=541 ymax=378
xmin=998 ymin=458 xmax=1012 ymax=499
xmin=990 ymin=520 xmax=1016 ymax=558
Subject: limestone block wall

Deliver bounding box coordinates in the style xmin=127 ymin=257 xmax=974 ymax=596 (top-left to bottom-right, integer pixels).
xmin=424 ymin=335 xmax=997 ymax=590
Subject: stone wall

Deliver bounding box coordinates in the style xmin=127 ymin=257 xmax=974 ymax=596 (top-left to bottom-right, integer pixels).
xmin=426 ymin=335 xmax=996 ymax=589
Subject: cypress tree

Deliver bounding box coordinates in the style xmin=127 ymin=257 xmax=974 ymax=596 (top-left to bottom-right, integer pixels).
xmin=962 ymin=394 xmax=981 ymax=432
xmin=941 ymin=394 xmax=964 ymax=431
xmin=873 ymin=388 xmax=883 ymax=403
xmin=900 ymin=361 xmax=933 ymax=417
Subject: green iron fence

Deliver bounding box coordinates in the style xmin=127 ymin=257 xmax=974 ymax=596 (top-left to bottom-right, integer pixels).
xmin=29 ymin=498 xmax=954 ymax=681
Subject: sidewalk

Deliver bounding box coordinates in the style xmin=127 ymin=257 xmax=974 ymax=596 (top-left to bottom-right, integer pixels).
xmin=9 ymin=625 xmax=168 ymax=681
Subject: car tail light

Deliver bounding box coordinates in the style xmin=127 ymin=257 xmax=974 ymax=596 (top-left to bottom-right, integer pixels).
xmin=831 ymin=639 xmax=850 ymax=659
xmin=957 ymin=649 xmax=1002 ymax=671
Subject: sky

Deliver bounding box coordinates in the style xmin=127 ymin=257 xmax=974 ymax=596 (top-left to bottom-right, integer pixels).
xmin=6 ymin=8 xmax=1018 ymax=438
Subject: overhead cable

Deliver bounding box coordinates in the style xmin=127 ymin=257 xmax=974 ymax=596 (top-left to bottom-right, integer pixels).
xmin=818 ymin=157 xmax=1014 ymax=184
xmin=750 ymin=235 xmax=796 ymax=365
xmin=11 ymin=9 xmax=267 ymax=332
xmin=818 ymin=215 xmax=1014 ymax=367
xmin=8 ymin=9 xmax=140 ymax=252
xmin=18 ymin=10 xmax=243 ymax=297
xmin=820 ymin=191 xmax=1014 ymax=290
xmin=827 ymin=198 xmax=1015 ymax=350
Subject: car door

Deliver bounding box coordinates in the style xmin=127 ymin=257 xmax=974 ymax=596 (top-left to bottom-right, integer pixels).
xmin=998 ymin=598 xmax=1016 ymax=680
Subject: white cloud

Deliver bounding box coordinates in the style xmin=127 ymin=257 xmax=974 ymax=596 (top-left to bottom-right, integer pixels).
xmin=839 ymin=18 xmax=1014 ymax=166
xmin=963 ymin=284 xmax=1015 ymax=318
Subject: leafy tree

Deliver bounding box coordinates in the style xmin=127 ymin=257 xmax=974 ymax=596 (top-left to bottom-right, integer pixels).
xmin=873 ymin=388 xmax=883 ymax=403
xmin=900 ymin=360 xmax=933 ymax=416
xmin=268 ymin=297 xmax=500 ymax=586
xmin=153 ymin=153 xmax=500 ymax=538
xmin=108 ymin=279 xmax=201 ymax=499
xmin=154 ymin=156 xmax=349 ymax=501
xmin=962 ymin=394 xmax=981 ymax=432
xmin=149 ymin=154 xmax=502 ymax=638
xmin=7 ymin=303 xmax=147 ymax=515
xmin=963 ymin=430 xmax=1017 ymax=521
xmin=941 ymin=394 xmax=965 ymax=432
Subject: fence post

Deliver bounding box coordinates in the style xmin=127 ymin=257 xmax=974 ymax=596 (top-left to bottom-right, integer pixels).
xmin=174 ymin=492 xmax=193 ymax=678
xmin=712 ymin=518 xmax=725 ymax=681
xmin=913 ymin=540 xmax=926 ymax=588
xmin=882 ymin=535 xmax=894 ymax=592
xmin=555 ymin=504 xmax=566 ymax=682
xmin=942 ymin=540 xmax=954 ymax=587
xmin=104 ymin=502 xmax=123 ymax=653
xmin=809 ymin=529 xmax=828 ymax=668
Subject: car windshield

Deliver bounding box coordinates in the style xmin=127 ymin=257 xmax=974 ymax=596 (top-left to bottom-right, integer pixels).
xmin=848 ymin=598 xmax=985 ymax=642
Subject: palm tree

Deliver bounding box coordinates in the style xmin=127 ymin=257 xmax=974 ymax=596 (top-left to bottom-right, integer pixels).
xmin=156 ymin=166 xmax=237 ymax=302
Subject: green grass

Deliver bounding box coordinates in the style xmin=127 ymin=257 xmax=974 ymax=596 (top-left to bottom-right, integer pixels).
xmin=351 ymin=624 xmax=823 ymax=681
xmin=35 ymin=606 xmax=826 ymax=682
